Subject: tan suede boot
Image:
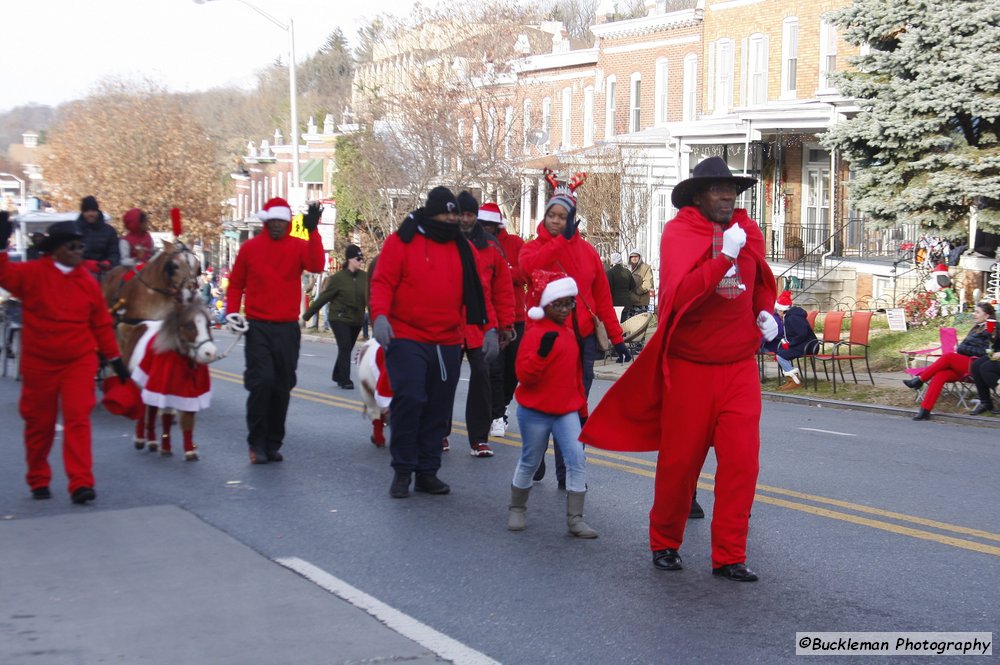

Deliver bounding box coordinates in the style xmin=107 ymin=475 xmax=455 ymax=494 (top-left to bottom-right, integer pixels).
xmin=508 ymin=485 xmax=531 ymax=531
xmin=566 ymin=491 xmax=598 ymax=538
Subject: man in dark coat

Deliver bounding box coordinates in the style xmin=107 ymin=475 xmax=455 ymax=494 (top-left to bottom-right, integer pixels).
xmin=606 ymin=252 xmax=636 ymax=321
xmin=773 ymin=290 xmax=818 ymax=390
xmin=75 ymin=195 xmax=120 ymax=270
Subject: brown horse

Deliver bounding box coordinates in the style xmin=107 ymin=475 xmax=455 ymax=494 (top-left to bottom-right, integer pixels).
xmin=102 ymin=240 xmax=202 ymax=363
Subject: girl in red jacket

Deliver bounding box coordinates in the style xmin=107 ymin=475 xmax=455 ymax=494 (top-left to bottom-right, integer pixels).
xmin=507 ymin=271 xmax=597 ymax=538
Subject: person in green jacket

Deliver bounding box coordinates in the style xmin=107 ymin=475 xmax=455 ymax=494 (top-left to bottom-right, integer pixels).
xmin=303 ymin=244 xmax=368 ymax=389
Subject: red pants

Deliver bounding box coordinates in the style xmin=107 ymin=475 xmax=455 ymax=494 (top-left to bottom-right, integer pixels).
xmin=19 ymin=354 xmax=98 ymax=494
xmin=918 ymin=353 xmax=971 ymax=410
xmin=649 ymin=356 xmax=761 ymax=568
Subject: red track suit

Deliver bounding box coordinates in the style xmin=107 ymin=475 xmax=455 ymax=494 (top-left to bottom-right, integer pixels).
xmin=0 ymin=253 xmax=120 ymax=495
xmin=580 ymin=208 xmax=776 ymax=568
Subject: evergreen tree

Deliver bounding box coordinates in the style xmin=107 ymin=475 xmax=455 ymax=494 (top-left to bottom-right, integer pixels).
xmin=821 ymin=0 xmax=1000 ymax=236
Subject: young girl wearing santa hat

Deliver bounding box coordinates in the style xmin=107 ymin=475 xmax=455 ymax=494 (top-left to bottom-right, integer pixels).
xmin=507 ymin=271 xmax=598 ymax=538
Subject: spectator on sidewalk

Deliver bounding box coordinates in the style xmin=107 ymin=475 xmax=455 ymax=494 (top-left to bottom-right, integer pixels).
xmin=302 ymin=244 xmax=368 ymax=390
xmin=772 ymin=290 xmax=819 ymax=391
xmin=624 ymin=249 xmax=654 ymax=320
xmin=606 ymin=252 xmax=636 ymax=322
xmin=904 ymin=302 xmax=995 ymax=420
xmin=226 ymin=198 xmax=325 ymax=464
xmin=370 ymin=187 xmax=490 ymax=498
xmin=968 ymin=333 xmax=1000 ymax=415
xmin=0 ymin=215 xmax=129 ymax=504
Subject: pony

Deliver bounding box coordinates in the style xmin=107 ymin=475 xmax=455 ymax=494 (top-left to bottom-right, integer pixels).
xmin=127 ymin=300 xmax=217 ymax=460
xmin=102 ymin=240 xmax=202 ymax=364
xmin=355 ymin=339 xmax=390 ymax=447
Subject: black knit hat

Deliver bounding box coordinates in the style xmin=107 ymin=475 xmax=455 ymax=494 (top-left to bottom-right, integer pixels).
xmin=80 ymin=195 xmax=100 ymax=213
xmin=345 ymin=244 xmax=363 ymax=261
xmin=40 ymin=221 xmax=84 ymax=253
xmin=425 ymin=186 xmax=458 ymax=217
xmin=671 ymin=156 xmax=757 ymax=209
xmin=457 ymin=190 xmax=479 ymax=215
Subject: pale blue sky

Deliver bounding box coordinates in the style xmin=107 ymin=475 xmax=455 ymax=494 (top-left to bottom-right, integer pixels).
xmin=1 ymin=0 xmax=420 ymax=111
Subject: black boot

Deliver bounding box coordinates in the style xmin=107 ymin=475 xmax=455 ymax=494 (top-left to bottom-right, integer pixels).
xmin=390 ymin=471 xmax=411 ymax=498
xmin=689 ymin=490 xmax=705 ymax=519
xmin=414 ymin=472 xmax=450 ymax=495
xmin=913 ymin=408 xmax=931 ymax=421
xmin=903 ymin=376 xmax=923 ymax=389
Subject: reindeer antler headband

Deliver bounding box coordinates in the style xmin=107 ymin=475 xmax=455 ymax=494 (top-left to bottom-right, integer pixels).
xmin=544 ymin=168 xmax=588 ymax=198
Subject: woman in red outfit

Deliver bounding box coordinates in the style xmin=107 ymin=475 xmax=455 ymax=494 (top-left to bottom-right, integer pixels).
xmin=119 ymin=207 xmax=155 ymax=266
xmin=903 ymin=302 xmax=995 ymax=420
xmin=507 ymin=271 xmax=597 ymax=538
xmin=0 ymin=217 xmax=128 ymax=504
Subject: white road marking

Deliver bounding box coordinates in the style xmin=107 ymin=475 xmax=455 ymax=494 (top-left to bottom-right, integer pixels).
xmin=276 ymin=556 xmax=501 ymax=665
xmin=798 ymin=427 xmax=856 ymax=437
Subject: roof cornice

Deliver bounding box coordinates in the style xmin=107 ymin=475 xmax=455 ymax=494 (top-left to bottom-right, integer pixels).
xmin=590 ymin=8 xmax=702 ymax=40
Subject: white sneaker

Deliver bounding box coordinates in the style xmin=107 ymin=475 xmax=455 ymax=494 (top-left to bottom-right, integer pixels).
xmin=490 ymin=417 xmax=506 ymax=437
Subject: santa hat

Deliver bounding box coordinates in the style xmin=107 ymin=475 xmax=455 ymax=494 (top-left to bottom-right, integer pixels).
xmin=527 ymin=270 xmax=578 ymax=320
xmin=775 ymin=290 xmax=793 ymax=311
xmin=478 ymin=202 xmax=503 ymax=225
xmin=257 ymin=197 xmax=292 ymax=222
xmin=931 ymin=263 xmax=949 ymax=276
xmin=101 ymin=377 xmax=144 ymax=420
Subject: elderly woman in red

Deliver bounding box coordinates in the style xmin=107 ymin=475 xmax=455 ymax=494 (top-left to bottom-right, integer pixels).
xmin=519 ymin=176 xmax=631 ymax=487
xmin=0 ymin=215 xmax=128 ymax=504
xmin=903 ymin=301 xmax=996 ymax=420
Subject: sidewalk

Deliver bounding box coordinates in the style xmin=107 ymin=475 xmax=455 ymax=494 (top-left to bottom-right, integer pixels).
xmin=0 ymin=505 xmax=480 ymax=665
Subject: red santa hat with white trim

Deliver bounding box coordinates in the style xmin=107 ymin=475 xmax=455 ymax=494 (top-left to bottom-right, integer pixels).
xmin=527 ymin=270 xmax=578 ymax=320
xmin=257 ymin=197 xmax=292 ymax=222
xmin=775 ymin=290 xmax=793 ymax=311
xmin=477 ymin=202 xmax=503 ymax=226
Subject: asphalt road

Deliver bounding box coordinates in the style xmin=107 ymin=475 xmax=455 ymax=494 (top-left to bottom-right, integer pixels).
xmin=1 ymin=331 xmax=997 ymax=664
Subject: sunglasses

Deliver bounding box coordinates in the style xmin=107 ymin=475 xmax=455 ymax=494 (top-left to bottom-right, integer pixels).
xmin=547 ymin=299 xmax=576 ymax=311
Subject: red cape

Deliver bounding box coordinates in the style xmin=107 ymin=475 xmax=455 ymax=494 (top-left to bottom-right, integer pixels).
xmin=579 ymin=208 xmax=775 ymax=452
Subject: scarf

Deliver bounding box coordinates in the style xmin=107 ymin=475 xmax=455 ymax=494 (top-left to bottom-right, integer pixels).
xmin=397 ymin=208 xmax=488 ymax=325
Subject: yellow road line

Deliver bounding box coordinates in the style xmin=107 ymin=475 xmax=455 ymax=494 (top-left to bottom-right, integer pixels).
xmin=209 ymin=368 xmax=1000 ymax=556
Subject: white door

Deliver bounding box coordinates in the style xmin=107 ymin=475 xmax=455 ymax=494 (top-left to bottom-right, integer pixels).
xmin=802 ymin=147 xmax=831 ymax=249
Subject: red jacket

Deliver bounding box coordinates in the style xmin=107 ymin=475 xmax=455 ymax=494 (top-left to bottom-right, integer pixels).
xmin=514 ymin=317 xmax=586 ymax=417
xmin=580 ymin=208 xmax=776 ymax=452
xmin=519 ymin=223 xmax=624 ymax=344
xmin=496 ymin=228 xmax=527 ymax=323
xmin=0 ymin=253 xmax=120 ymax=369
xmin=370 ymin=232 xmax=492 ymax=346
xmin=463 ymin=241 xmax=514 ymax=349
xmin=226 ymin=228 xmax=325 ymax=322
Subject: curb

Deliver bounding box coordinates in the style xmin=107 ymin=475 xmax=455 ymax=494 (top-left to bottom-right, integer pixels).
xmin=759 ymin=390 xmax=999 ymax=428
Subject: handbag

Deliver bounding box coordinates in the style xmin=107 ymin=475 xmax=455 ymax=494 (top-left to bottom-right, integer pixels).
xmin=581 ymin=299 xmax=611 ymax=352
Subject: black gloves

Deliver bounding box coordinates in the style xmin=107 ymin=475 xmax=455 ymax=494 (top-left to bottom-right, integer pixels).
xmin=0 ymin=210 xmax=10 ymax=248
xmin=613 ymin=342 xmax=632 ymax=364
xmin=561 ymin=214 xmax=578 ymax=240
xmin=109 ymin=357 xmax=130 ymax=382
xmin=303 ymin=202 xmax=323 ymax=232
xmin=538 ymin=331 xmax=558 ymax=358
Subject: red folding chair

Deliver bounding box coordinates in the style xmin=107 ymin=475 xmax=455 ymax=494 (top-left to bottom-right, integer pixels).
xmin=832 ymin=311 xmax=875 ymax=387
xmin=809 ymin=311 xmax=845 ymax=391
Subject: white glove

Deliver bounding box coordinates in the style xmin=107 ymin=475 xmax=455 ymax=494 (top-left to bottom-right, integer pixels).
xmin=721 ymin=224 xmax=747 ymax=260
xmin=757 ymin=311 xmax=779 ymax=341
xmin=225 ymin=312 xmax=249 ymax=334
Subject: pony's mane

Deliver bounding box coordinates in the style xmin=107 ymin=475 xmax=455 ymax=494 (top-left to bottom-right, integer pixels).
xmin=152 ymin=301 xmax=211 ymax=354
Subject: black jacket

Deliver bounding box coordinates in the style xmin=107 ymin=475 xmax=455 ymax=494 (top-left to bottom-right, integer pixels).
xmin=75 ymin=214 xmax=120 ymax=266
xmin=776 ymin=306 xmax=819 ymax=359
xmin=606 ymin=264 xmax=635 ymax=308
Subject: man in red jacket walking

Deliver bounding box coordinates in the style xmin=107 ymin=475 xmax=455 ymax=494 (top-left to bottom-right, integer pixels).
xmin=581 ymin=157 xmax=778 ymax=581
xmin=0 ymin=215 xmax=130 ymax=504
xmin=226 ymin=198 xmax=325 ymax=464
xmin=370 ymin=187 xmax=490 ymax=498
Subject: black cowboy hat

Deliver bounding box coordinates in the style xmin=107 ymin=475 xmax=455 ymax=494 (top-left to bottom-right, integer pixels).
xmin=39 ymin=220 xmax=84 ymax=253
xmin=671 ymin=156 xmax=758 ymax=209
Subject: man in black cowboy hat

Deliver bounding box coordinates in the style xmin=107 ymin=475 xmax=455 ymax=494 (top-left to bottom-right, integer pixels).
xmin=580 ymin=156 xmax=778 ymax=582
xmin=0 ymin=216 xmax=129 ymax=505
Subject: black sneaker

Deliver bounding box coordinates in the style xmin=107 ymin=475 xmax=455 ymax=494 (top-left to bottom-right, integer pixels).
xmin=414 ymin=473 xmax=450 ymax=495
xmin=31 ymin=486 xmax=52 ymax=500
xmin=71 ymin=487 xmax=96 ymax=505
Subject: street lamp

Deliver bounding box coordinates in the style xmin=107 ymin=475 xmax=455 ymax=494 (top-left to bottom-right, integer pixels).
xmin=195 ymin=0 xmax=301 ymax=190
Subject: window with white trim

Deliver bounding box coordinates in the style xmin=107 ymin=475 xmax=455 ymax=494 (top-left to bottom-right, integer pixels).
xmin=780 ymin=17 xmax=798 ymax=99
xmin=654 ymin=58 xmax=668 ymax=126
xmin=456 ymin=119 xmax=464 ymax=170
xmin=605 ymin=76 xmax=617 ymax=138
xmin=471 ymin=120 xmax=480 ymax=153
xmin=561 ymin=87 xmax=572 ymax=147
xmin=655 ymin=189 xmax=670 ymax=235
xmin=713 ymin=39 xmax=734 ymax=113
xmin=583 ymin=86 xmax=595 ymax=147
xmin=629 ymin=73 xmax=641 ymax=132
xmin=745 ymin=33 xmax=768 ymax=106
xmin=522 ymin=99 xmax=531 ymax=153
xmin=682 ymin=53 xmax=697 ymax=121
xmin=504 ymin=106 xmax=513 ymax=159
xmin=819 ymin=19 xmax=838 ymax=90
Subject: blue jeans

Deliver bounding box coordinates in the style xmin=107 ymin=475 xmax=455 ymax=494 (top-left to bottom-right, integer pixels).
xmin=776 ymin=355 xmax=794 ymax=373
xmin=514 ymin=406 xmax=587 ymax=492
